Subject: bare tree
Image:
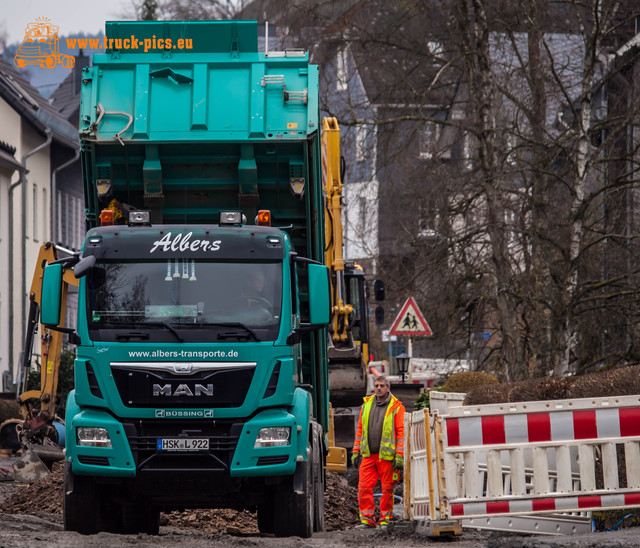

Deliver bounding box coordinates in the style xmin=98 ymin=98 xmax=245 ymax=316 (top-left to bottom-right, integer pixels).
xmin=119 ymin=0 xmax=640 ymax=379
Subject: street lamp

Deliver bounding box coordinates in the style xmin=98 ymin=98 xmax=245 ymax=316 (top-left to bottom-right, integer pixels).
xmin=396 ymin=352 xmax=410 ymax=384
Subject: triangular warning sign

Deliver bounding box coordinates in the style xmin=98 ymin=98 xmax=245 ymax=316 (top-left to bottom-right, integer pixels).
xmin=388 ymin=297 xmax=432 ymax=336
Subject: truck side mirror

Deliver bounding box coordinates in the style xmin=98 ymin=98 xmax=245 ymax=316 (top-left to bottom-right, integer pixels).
xmin=308 ymin=264 xmax=330 ymax=325
xmin=374 ymin=279 xmax=385 ymax=301
xmin=41 ymin=264 xmax=63 ymax=327
xmin=74 ymin=255 xmax=96 ymax=278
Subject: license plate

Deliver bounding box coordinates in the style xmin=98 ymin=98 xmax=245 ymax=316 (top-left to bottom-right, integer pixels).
xmin=157 ymin=438 xmax=209 ymax=451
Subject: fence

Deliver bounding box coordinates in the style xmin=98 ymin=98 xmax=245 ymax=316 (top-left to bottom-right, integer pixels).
xmin=405 ymin=394 xmax=640 ymax=531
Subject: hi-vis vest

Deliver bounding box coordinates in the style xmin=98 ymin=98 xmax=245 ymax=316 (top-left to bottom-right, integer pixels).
xmin=355 ymin=394 xmax=404 ymax=460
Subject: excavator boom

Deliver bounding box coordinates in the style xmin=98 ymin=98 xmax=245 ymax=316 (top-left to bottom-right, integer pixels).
xmin=11 ymin=242 xmax=78 ymax=482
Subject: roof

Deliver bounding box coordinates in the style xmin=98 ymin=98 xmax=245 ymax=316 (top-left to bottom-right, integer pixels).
xmin=49 ymin=52 xmax=89 ymax=126
xmin=0 ymin=56 xmax=78 ymax=150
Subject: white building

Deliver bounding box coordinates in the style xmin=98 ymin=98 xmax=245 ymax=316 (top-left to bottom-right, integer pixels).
xmin=0 ymin=57 xmax=78 ymax=391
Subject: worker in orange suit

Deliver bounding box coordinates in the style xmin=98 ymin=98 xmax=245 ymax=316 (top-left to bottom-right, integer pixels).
xmin=351 ymin=375 xmax=405 ymax=529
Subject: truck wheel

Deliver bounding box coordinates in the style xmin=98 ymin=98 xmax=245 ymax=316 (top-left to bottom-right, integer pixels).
xmin=110 ymin=488 xmax=160 ymax=535
xmin=130 ymin=506 xmax=160 ymax=535
xmin=257 ymin=502 xmax=275 ymax=534
xmin=273 ymin=445 xmax=314 ymax=537
xmin=312 ymin=431 xmax=325 ymax=532
xmin=63 ymin=462 xmax=101 ymax=534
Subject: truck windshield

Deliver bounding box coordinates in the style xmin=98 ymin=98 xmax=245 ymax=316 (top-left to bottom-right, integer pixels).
xmin=86 ymin=260 xmax=282 ymax=342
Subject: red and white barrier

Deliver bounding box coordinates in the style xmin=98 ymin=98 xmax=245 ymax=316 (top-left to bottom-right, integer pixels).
xmin=441 ymin=395 xmax=640 ymax=519
xmin=406 ymin=394 xmax=640 ymax=526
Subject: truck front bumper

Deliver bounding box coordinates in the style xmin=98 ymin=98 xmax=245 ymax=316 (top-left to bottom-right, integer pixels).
xmin=67 ymin=407 xmax=301 ymax=478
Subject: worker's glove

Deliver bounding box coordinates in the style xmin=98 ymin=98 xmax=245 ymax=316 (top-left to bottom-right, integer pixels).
xmin=393 ymin=455 xmax=404 ymax=470
xmin=351 ymin=452 xmax=362 ymax=468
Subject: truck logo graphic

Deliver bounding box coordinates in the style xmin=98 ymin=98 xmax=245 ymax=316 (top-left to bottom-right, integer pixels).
xmin=149 ymin=232 xmax=222 ymax=254
xmin=152 ymin=383 xmax=214 ymax=397
xmin=13 ymin=18 xmax=75 ymax=70
xmin=154 ymin=409 xmax=213 ymax=418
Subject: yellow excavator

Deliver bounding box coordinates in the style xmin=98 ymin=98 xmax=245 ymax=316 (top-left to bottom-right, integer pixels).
xmin=322 ymin=117 xmax=382 ymax=472
xmin=6 ymin=243 xmax=79 ymax=482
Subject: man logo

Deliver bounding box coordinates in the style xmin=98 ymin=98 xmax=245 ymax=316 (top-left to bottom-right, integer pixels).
xmin=152 ymin=383 xmax=214 ymax=397
xmin=172 ymin=363 xmax=193 ymax=374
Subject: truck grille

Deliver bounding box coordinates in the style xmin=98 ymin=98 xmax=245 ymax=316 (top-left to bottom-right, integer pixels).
xmin=111 ymin=362 xmax=255 ymax=408
xmin=122 ymin=420 xmax=244 ymax=472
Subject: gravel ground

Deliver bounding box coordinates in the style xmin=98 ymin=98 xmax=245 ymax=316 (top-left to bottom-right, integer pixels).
xmin=1 ymin=455 xmax=640 ymax=547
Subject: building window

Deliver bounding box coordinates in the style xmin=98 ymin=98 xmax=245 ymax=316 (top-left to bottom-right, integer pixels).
xmin=42 ymin=187 xmax=47 ymax=241
xmin=419 ymin=122 xmax=440 ymax=160
xmin=56 ymin=190 xmax=63 ymax=243
xmin=32 ymin=183 xmax=38 ymax=241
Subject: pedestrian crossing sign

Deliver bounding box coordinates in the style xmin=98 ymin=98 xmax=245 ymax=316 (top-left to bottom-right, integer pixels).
xmin=388 ymin=297 xmax=432 ymax=336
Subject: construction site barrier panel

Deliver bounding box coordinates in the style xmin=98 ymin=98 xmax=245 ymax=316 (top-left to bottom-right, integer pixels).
xmin=435 ymin=395 xmax=640 ymax=519
xmin=405 ymin=409 xmax=437 ymax=521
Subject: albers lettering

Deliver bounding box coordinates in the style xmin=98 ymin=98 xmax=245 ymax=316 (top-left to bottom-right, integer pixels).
xmin=150 ymin=232 xmax=221 ymax=254
xmin=153 ymin=383 xmax=214 ymax=397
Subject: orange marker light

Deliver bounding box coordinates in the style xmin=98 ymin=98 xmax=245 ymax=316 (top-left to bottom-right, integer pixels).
xmin=100 ymin=209 xmax=115 ymax=226
xmin=257 ymin=210 xmax=271 ymax=226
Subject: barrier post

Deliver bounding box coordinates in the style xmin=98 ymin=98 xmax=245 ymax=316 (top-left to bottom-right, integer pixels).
xmin=433 ymin=412 xmax=448 ymax=519
xmin=403 ymin=412 xmax=412 ymax=520
xmin=424 ymin=408 xmax=436 ymax=520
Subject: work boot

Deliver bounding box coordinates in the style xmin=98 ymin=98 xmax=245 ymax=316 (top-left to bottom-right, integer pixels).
xmin=355 ymin=521 xmax=376 ymax=529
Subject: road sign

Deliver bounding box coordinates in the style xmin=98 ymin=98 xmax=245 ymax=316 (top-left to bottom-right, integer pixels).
xmin=388 ymin=297 xmax=432 ymax=337
xmin=381 ymin=330 xmax=397 ymax=342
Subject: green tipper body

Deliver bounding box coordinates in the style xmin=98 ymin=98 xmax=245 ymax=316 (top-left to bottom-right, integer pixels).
xmin=66 ymin=20 xmax=329 ymax=515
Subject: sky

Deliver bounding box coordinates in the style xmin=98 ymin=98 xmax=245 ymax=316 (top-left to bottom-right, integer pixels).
xmin=0 ymin=0 xmax=135 ymax=45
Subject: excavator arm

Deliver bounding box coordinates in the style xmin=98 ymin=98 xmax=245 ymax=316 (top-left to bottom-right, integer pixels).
xmin=17 ymin=242 xmax=78 ymax=419
xmin=323 ymin=117 xmax=376 ymax=473
xmin=11 ymin=242 xmax=79 ymax=482
xmin=323 ymin=117 xmax=354 ymax=344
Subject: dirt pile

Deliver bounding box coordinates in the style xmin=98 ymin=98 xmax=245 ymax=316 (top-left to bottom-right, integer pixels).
xmin=1 ymin=461 xmax=64 ymax=513
xmin=465 ymin=365 xmax=640 ymax=405
xmin=165 ymin=508 xmax=258 ymax=534
xmin=324 ymin=469 xmax=360 ymax=529
xmin=0 ymin=464 xmax=360 ymax=532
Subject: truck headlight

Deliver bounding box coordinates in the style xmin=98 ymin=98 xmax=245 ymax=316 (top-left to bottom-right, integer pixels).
xmin=254 ymin=427 xmax=291 ymax=447
xmin=76 ymin=427 xmax=112 ymax=448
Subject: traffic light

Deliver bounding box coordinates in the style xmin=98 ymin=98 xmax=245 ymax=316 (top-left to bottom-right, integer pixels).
xmin=373 ymin=279 xmax=385 ymax=301
xmin=375 ymin=306 xmax=384 ymax=325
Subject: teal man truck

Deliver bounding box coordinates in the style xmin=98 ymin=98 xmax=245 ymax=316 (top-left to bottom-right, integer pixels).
xmin=40 ymin=21 xmax=330 ymax=537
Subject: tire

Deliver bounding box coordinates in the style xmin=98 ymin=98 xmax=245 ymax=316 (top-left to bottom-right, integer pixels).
xmin=109 ymin=486 xmax=160 ymax=535
xmin=273 ymin=445 xmax=314 ymax=537
xmin=134 ymin=506 xmax=160 ymax=535
xmin=257 ymin=502 xmax=275 ymax=534
xmin=63 ymin=462 xmax=101 ymax=534
xmin=312 ymin=431 xmax=325 ymax=532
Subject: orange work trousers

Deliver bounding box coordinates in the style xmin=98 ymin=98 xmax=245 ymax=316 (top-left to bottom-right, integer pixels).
xmin=358 ymin=453 xmax=394 ymax=525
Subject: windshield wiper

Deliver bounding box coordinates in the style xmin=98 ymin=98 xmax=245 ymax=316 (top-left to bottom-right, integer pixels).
xmin=116 ymin=331 xmax=150 ymax=341
xmin=141 ymin=321 xmax=184 ymax=343
xmin=210 ymin=322 xmax=260 ymax=342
